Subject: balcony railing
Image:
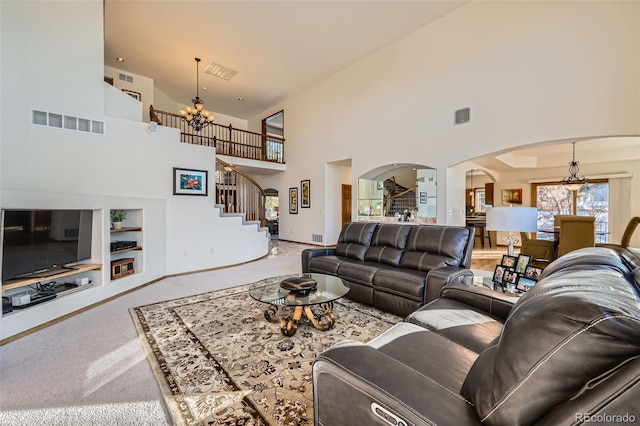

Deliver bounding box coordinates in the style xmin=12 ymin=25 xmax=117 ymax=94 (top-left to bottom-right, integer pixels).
xmin=150 ymin=106 xmax=285 ymax=164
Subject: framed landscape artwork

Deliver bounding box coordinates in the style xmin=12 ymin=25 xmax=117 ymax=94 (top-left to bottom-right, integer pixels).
xmin=173 ymin=167 xmax=208 ymax=196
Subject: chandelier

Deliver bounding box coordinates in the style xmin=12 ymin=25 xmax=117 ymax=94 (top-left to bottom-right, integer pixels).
xmin=180 ymin=58 xmax=214 ymax=131
xmin=562 ymin=142 xmax=588 ymax=191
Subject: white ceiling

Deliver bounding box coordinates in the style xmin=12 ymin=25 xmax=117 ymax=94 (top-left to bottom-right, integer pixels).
xmin=104 ymin=0 xmax=468 ymax=120
xmin=471 ymin=137 xmax=640 ymax=173
xmin=104 ymin=1 xmax=639 ymax=167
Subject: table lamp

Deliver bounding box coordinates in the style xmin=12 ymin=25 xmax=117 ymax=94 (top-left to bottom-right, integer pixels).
xmin=486 ymin=206 xmax=538 ymax=256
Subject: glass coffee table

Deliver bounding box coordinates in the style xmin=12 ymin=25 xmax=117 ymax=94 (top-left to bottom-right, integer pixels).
xmin=249 ymin=273 xmax=350 ymax=336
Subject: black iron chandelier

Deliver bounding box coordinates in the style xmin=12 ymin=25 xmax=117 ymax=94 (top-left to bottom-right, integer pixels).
xmin=180 ymin=58 xmax=214 ymax=131
xmin=562 ymin=142 xmax=588 ymax=191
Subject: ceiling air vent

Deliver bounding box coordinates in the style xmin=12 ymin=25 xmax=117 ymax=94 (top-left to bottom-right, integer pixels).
xmin=118 ymin=73 xmax=134 ymax=83
xmin=203 ymin=62 xmax=237 ymax=81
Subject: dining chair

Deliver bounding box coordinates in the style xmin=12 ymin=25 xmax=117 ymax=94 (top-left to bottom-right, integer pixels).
xmin=596 ymin=216 xmax=640 ymax=251
xmin=554 ymin=215 xmax=596 ymax=257
xmin=519 ymin=232 xmax=555 ymax=267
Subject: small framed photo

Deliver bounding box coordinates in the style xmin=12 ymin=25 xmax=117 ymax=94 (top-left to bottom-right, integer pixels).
xmin=524 ymin=265 xmax=543 ymax=281
xmin=503 ymin=269 xmax=518 ymax=285
xmin=515 ymin=254 xmax=532 ymax=274
xmin=501 ymin=255 xmax=517 ymax=268
xmin=289 ymin=187 xmax=298 ymax=214
xmin=122 ymin=89 xmax=141 ymax=101
xmin=516 ymin=275 xmax=536 ymax=292
xmin=492 ymin=265 xmax=507 ymax=284
xmin=301 ymin=180 xmax=310 ymax=208
xmin=173 ymin=167 xmax=208 ymax=196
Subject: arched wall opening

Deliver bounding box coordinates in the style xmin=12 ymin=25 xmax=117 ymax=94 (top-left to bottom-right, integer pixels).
xmin=358 ymin=163 xmax=437 ymax=224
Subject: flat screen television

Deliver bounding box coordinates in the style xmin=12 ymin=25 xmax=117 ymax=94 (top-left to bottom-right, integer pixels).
xmin=1 ymin=209 xmax=93 ymax=280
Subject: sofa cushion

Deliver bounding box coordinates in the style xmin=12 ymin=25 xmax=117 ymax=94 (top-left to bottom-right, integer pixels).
xmin=400 ymin=226 xmax=471 ymax=271
xmin=461 ymin=259 xmax=640 ymax=426
xmin=373 ymin=267 xmax=427 ymax=301
xmin=336 ymin=261 xmax=380 ymax=286
xmin=307 ymin=255 xmax=345 ymax=275
xmin=335 ymin=222 xmax=377 ymax=261
xmin=406 ymin=297 xmax=503 ymax=354
xmin=364 ymin=224 xmax=413 ymax=267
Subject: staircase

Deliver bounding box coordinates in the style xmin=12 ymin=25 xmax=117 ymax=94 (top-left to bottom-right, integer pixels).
xmin=150 ymin=107 xmax=273 ymax=229
xmin=214 ymin=158 xmax=266 ymax=227
xmin=383 ymin=178 xmax=416 ymax=217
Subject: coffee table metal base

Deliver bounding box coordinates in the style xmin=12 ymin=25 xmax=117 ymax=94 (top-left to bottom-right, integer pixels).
xmin=264 ymin=302 xmax=336 ymax=336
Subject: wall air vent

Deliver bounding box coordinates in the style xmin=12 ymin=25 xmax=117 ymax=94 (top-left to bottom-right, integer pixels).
xmin=454 ymin=107 xmax=471 ymax=125
xmin=312 ymin=234 xmax=323 ymax=243
xmin=118 ymin=73 xmax=134 ymax=83
xmin=203 ymin=62 xmax=238 ymax=81
xmin=32 ymin=110 xmax=105 ymax=135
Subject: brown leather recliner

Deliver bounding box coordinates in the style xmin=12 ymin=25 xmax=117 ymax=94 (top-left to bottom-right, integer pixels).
xmin=554 ymin=214 xmax=595 ymax=257
xmin=313 ymin=247 xmax=640 ymax=425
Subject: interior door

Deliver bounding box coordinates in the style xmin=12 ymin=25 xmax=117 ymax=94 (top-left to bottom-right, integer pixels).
xmin=342 ymin=184 xmax=352 ymax=225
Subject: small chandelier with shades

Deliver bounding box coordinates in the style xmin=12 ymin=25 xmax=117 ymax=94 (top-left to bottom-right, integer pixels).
xmin=180 ymin=58 xmax=214 ymax=132
xmin=562 ymin=142 xmax=588 ymax=191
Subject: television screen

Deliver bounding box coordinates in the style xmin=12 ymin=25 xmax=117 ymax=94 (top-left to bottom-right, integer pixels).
xmin=2 ymin=209 xmax=93 ymax=280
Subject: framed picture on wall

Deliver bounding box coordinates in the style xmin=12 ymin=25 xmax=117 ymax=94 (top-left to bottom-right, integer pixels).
xmin=301 ymin=180 xmax=310 ymax=208
xmin=122 ymin=89 xmax=141 ymax=101
xmin=173 ymin=167 xmax=208 ymax=196
xmin=502 ymin=188 xmax=522 ymax=204
xmin=420 ymin=192 xmax=428 ymax=204
xmin=289 ymin=187 xmax=298 ymax=214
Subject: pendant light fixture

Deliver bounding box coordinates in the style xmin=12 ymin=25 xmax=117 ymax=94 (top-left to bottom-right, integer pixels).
xmin=180 ymin=58 xmax=214 ymax=132
xmin=562 ymin=142 xmax=588 ymax=191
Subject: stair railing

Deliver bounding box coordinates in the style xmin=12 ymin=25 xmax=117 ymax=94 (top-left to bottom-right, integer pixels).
xmin=215 ymin=158 xmax=266 ymax=227
xmin=151 ymin=106 xmax=285 ymax=164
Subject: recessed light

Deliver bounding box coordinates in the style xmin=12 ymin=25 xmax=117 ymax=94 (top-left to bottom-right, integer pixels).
xmin=116 ymin=57 xmax=125 ymax=62
xmin=238 ymin=97 xmax=244 ymax=101
xmin=202 ymin=87 xmax=207 ymax=91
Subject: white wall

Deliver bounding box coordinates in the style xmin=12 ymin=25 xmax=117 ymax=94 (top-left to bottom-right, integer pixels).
xmin=0 ymin=0 xmax=268 ymax=339
xmin=104 ymin=65 xmax=154 ymax=122
xmin=249 ymin=1 xmax=639 ymax=244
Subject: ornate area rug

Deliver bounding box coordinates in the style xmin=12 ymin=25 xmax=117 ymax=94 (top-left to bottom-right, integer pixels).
xmin=130 ymin=276 xmax=401 ymax=425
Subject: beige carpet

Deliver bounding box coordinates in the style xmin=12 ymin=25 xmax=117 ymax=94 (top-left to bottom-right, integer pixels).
xmin=131 ymin=275 xmax=401 ymax=426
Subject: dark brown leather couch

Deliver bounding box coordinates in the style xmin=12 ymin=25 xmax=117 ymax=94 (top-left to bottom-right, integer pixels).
xmin=313 ymin=247 xmax=640 ymax=425
xmin=301 ymin=222 xmax=475 ymax=317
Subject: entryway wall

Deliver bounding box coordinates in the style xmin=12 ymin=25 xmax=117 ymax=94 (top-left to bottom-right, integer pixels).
xmin=325 ymin=160 xmax=352 ymax=245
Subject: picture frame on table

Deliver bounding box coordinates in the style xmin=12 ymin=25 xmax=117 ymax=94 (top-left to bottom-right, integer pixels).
xmin=515 ymin=254 xmax=532 ymax=274
xmin=289 ymin=187 xmax=298 ymax=214
xmin=503 ymin=269 xmax=518 ymax=285
xmin=492 ymin=264 xmax=507 ymax=284
xmin=516 ymin=275 xmax=537 ymax=292
xmin=122 ymin=89 xmax=141 ymax=101
xmin=301 ymin=180 xmax=310 ymax=208
xmin=524 ymin=265 xmax=543 ymax=281
xmin=173 ymin=167 xmax=208 ymax=196
xmin=501 ymin=254 xmax=517 ymax=268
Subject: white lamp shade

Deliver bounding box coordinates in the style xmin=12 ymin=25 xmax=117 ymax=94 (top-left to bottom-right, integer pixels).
xmin=486 ymin=207 xmax=538 ymax=232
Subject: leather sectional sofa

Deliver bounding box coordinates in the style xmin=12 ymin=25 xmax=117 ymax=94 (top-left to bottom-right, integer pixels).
xmin=313 ymin=247 xmax=640 ymax=425
xmin=301 ymin=222 xmax=475 ymax=317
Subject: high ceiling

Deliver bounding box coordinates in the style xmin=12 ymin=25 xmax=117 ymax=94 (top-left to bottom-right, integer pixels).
xmin=104 ymin=0 xmax=468 ymax=120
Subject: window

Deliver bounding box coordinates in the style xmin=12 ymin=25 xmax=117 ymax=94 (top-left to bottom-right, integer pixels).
xmin=532 ymin=180 xmax=609 ymax=243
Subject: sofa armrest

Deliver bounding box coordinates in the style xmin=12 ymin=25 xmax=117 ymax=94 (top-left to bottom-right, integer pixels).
xmin=424 ymin=266 xmax=474 ymax=303
xmin=313 ymin=341 xmax=481 ymax=426
xmin=301 ymin=247 xmax=337 ymax=272
xmin=439 ymin=282 xmax=518 ymax=321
